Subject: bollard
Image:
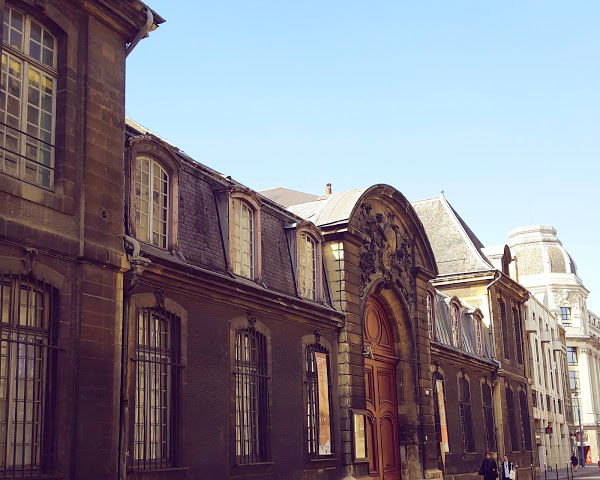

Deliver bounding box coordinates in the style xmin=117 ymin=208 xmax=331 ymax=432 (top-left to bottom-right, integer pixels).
xmin=545 ymin=466 xmax=548 ymax=480
xmin=556 ymin=464 xmax=559 ymax=480
xmin=567 ymin=462 xmax=570 ymax=480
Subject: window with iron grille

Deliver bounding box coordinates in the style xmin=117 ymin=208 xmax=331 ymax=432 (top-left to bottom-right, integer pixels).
xmin=499 ymin=300 xmax=510 ymax=360
xmin=506 ymin=386 xmax=519 ymax=452
xmin=1 ymin=6 xmax=57 ymax=189
xmin=133 ymin=306 xmax=180 ymax=471
xmin=458 ymin=376 xmax=475 ymax=453
xmin=519 ymin=389 xmax=532 ymax=451
xmin=135 ymin=156 xmax=169 ymax=249
xmin=513 ymin=307 xmax=523 ymax=364
xmin=426 ymin=293 xmax=434 ymax=341
xmin=305 ymin=344 xmax=333 ymax=458
xmin=298 ymin=233 xmax=317 ymax=300
xmin=481 ymin=382 xmax=496 ymax=452
xmin=234 ymin=327 xmax=270 ymax=464
xmin=0 ymin=272 xmax=57 ymax=476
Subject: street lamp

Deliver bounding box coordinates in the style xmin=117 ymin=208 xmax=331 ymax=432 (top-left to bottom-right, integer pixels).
xmin=571 ymin=389 xmax=585 ymax=467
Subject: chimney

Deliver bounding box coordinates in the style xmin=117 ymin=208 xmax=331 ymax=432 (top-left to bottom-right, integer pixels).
xmin=325 ymin=183 xmax=332 ymax=196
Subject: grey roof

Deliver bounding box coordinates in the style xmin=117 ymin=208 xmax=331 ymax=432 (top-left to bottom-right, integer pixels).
xmin=259 ymin=187 xmax=319 ymax=208
xmin=288 ymin=188 xmax=369 ymax=227
xmin=411 ymin=195 xmax=493 ymax=275
xmin=433 ymin=293 xmax=494 ymax=362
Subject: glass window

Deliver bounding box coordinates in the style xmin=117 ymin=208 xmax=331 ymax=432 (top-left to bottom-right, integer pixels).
xmin=135 ymin=156 xmax=169 ymax=249
xmin=482 ymin=383 xmax=496 ymax=452
xmin=426 ymin=293 xmax=434 ymax=340
xmin=458 ymin=377 xmax=475 ymax=453
xmin=499 ymin=300 xmax=511 ymax=360
xmin=133 ymin=306 xmax=180 ymax=470
xmin=519 ymin=390 xmax=532 ymax=451
xmin=231 ymin=198 xmax=255 ymax=279
xmin=569 ymin=371 xmax=579 ymax=391
xmin=567 ymin=347 xmax=578 ymax=366
xmin=298 ymin=233 xmax=317 ymax=300
xmin=513 ymin=307 xmax=524 ymax=364
xmin=0 ymin=273 xmax=57 ymax=475
xmin=451 ymin=305 xmax=459 ymax=348
xmin=306 ymin=344 xmax=333 ymax=457
xmin=234 ymin=327 xmax=270 ymax=464
xmin=506 ymin=386 xmax=519 ymax=451
xmin=1 ymin=6 xmax=56 ymax=189
xmin=474 ymin=315 xmax=483 ymax=356
xmin=560 ymin=307 xmax=571 ymax=322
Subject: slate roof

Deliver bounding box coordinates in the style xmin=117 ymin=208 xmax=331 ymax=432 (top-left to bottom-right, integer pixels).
xmin=259 ymin=187 xmax=319 ymax=208
xmin=411 ymin=195 xmax=493 ymax=275
xmin=433 ymin=292 xmax=494 ymax=363
xmin=288 ymin=188 xmax=369 ymax=227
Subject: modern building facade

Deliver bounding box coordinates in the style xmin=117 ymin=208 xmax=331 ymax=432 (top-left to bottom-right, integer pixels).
xmin=508 ymin=225 xmax=597 ymax=465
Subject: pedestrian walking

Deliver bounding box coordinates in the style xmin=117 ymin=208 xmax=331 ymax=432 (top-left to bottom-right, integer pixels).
xmin=500 ymin=455 xmax=515 ymax=480
xmin=479 ymin=452 xmax=499 ymax=480
xmin=571 ymin=453 xmax=578 ymax=469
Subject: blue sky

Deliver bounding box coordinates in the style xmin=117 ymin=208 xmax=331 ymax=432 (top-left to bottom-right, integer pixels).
xmin=126 ymin=1 xmax=600 ymax=311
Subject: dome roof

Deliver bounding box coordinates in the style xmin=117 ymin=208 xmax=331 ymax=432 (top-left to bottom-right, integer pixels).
xmin=507 ymin=225 xmax=577 ymax=276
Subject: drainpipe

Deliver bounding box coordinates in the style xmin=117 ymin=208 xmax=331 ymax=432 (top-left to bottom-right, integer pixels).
xmin=126 ymin=8 xmax=154 ymax=57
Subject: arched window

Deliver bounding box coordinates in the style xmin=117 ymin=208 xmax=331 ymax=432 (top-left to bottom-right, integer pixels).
xmin=506 ymin=385 xmax=519 ymax=451
xmin=234 ymin=327 xmax=270 ymax=464
xmin=426 ymin=292 xmax=435 ymax=340
xmin=1 ymin=5 xmax=57 ymax=189
xmin=231 ymin=198 xmax=255 ymax=279
xmin=133 ymin=305 xmax=181 ymax=470
xmin=458 ymin=376 xmax=475 ymax=453
xmin=519 ymin=389 xmax=532 ymax=451
xmin=474 ymin=313 xmax=483 ymax=356
xmin=513 ymin=307 xmax=524 ymax=364
xmin=298 ymin=232 xmax=317 ymax=300
xmin=481 ymin=382 xmax=496 ymax=452
xmin=499 ymin=299 xmax=511 ymax=360
xmin=0 ymin=271 xmax=58 ymax=475
xmin=306 ymin=343 xmax=333 ymax=457
xmin=451 ymin=304 xmax=460 ymax=348
xmin=135 ymin=155 xmax=169 ymax=249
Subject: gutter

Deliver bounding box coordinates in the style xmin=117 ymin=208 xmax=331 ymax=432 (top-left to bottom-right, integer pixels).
xmin=126 ymin=7 xmax=153 ymax=57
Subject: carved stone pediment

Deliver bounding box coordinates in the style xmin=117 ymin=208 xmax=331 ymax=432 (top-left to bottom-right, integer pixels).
xmin=554 ymin=289 xmax=577 ymax=308
xmin=357 ymin=203 xmax=414 ymax=308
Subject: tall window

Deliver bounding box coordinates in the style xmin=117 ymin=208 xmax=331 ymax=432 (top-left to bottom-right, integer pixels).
xmin=231 ymin=198 xmax=255 ymax=279
xmin=474 ymin=315 xmax=483 ymax=356
xmin=506 ymin=385 xmax=519 ymax=451
xmin=427 ymin=293 xmax=434 ymax=340
xmin=0 ymin=272 xmax=57 ymax=476
xmin=234 ymin=327 xmax=270 ymax=464
xmin=133 ymin=306 xmax=180 ymax=470
xmin=569 ymin=371 xmax=579 ymax=391
xmin=298 ymin=233 xmax=317 ymax=300
xmin=513 ymin=307 xmax=523 ymax=364
xmin=458 ymin=377 xmax=475 ymax=453
xmin=481 ymin=382 xmax=496 ymax=452
xmin=135 ymin=156 xmax=169 ymax=249
xmin=450 ymin=304 xmax=459 ymax=348
xmin=1 ymin=6 xmax=56 ymax=189
xmin=560 ymin=307 xmax=571 ymax=326
xmin=519 ymin=389 xmax=532 ymax=451
xmin=572 ymin=397 xmax=581 ymax=423
xmin=306 ymin=344 xmax=333 ymax=457
xmin=567 ymin=347 xmax=578 ymax=366
xmin=432 ymin=371 xmax=448 ymax=469
xmin=499 ymin=300 xmax=511 ymax=360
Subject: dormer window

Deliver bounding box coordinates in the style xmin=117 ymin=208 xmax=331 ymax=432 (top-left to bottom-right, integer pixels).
xmin=474 ymin=312 xmax=484 ymax=356
xmin=426 ymin=292 xmax=435 ymax=340
xmin=135 ymin=155 xmax=169 ymax=249
xmin=298 ymin=232 xmax=317 ymax=300
xmin=450 ymin=303 xmax=460 ymax=348
xmin=1 ymin=5 xmax=57 ymax=189
xmin=227 ymin=191 xmax=261 ymax=280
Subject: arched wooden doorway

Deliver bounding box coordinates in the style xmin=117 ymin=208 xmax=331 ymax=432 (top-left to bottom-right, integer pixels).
xmin=364 ymin=296 xmax=401 ymax=480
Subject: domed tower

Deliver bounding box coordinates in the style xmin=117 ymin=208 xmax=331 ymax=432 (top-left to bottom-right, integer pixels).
xmin=508 ymin=225 xmax=589 ymax=331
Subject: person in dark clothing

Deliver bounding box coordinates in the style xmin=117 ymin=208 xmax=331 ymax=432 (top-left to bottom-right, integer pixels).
xmin=571 ymin=453 xmax=578 ymax=468
xmin=500 ymin=455 xmax=514 ymax=480
xmin=479 ymin=452 xmax=498 ymax=480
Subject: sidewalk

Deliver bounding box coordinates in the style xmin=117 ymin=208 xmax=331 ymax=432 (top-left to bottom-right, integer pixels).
xmin=544 ymin=466 xmax=600 ymax=480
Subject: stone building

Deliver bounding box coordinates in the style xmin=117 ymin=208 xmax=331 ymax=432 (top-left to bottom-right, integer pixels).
xmin=412 ymin=195 xmax=535 ymax=478
xmin=508 ymin=225 xmax=599 ymax=465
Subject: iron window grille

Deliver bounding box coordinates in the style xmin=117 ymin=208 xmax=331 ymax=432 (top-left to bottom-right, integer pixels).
xmin=519 ymin=390 xmax=532 ymax=451
xmin=458 ymin=377 xmax=475 ymax=453
xmin=0 ymin=272 xmax=58 ymax=477
xmin=305 ymin=343 xmax=333 ymax=458
xmin=234 ymin=327 xmax=270 ymax=465
xmin=132 ymin=306 xmax=181 ymax=471
xmin=481 ymin=383 xmax=496 ymax=452
xmin=1 ymin=6 xmax=57 ymax=190
xmin=506 ymin=386 xmax=520 ymax=452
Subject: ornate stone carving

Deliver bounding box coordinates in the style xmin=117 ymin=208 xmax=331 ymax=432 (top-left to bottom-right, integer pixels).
xmin=20 ymin=247 xmax=38 ymax=275
xmin=247 ymin=311 xmax=257 ymax=327
xmin=154 ymin=289 xmax=166 ymax=309
xmin=553 ymin=289 xmax=577 ymax=308
xmin=357 ymin=203 xmax=414 ymax=308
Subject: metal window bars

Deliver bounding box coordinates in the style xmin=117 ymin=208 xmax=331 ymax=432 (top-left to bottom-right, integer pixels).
xmin=234 ymin=328 xmax=269 ymax=465
xmin=482 ymin=383 xmax=497 ymax=452
xmin=133 ymin=307 xmax=180 ymax=471
xmin=458 ymin=378 xmax=475 ymax=453
xmin=305 ymin=343 xmax=333 ymax=458
xmin=0 ymin=272 xmax=57 ymax=478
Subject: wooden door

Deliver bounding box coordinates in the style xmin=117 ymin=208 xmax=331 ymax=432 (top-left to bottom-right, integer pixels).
xmin=364 ymin=297 xmax=401 ymax=480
